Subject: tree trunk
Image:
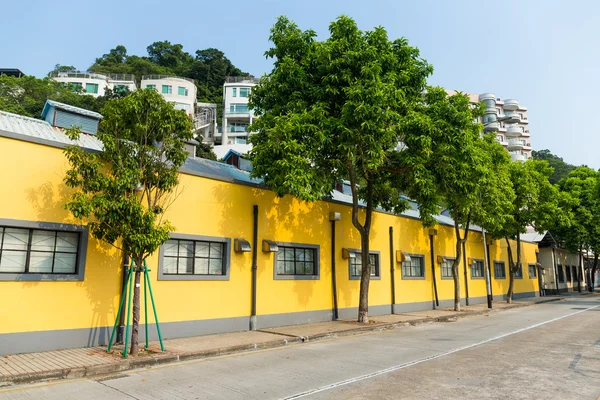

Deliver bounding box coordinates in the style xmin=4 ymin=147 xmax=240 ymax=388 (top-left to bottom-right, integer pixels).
xmin=505 ymin=235 xmax=520 ymax=304
xmin=130 ymin=265 xmax=142 ymax=356
xmin=453 ymin=229 xmax=462 ymax=312
xmin=358 ymin=230 xmax=371 ymax=323
xmin=592 ymin=253 xmax=598 ymax=292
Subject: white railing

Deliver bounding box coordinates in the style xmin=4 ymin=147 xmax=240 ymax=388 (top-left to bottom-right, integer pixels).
xmin=141 ymin=75 xmax=195 ymax=84
xmin=225 ymin=76 xmax=261 ymax=84
xmin=48 ymin=71 xmax=107 ymax=80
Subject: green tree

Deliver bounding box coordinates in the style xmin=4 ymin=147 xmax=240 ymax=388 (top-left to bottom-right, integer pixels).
xmin=50 ymin=64 xmax=77 ymax=73
xmin=249 ymin=16 xmax=432 ymax=322
xmin=532 ymin=149 xmax=576 ymax=184
xmin=0 ymin=75 xmax=108 ymax=117
xmin=487 ymin=160 xmax=565 ymax=302
xmin=554 ymin=167 xmax=600 ymax=286
xmin=63 ymin=89 xmax=193 ymax=355
xmin=402 ymin=88 xmax=514 ymax=311
xmin=195 ymin=135 xmax=217 ymax=160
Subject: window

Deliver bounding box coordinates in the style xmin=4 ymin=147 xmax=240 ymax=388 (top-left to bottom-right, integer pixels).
xmin=349 ymin=251 xmax=380 ymax=280
xmin=162 ymin=85 xmax=172 ymax=95
xmin=402 ymin=254 xmax=425 ymax=279
xmin=240 ymin=88 xmax=250 ymax=97
xmin=229 ymin=122 xmax=249 ymax=133
xmin=232 ymin=88 xmax=237 ymax=97
xmin=494 ymin=261 xmax=506 ymax=279
xmin=557 ymin=265 xmax=564 ymax=282
xmin=471 ymin=260 xmax=485 ymax=278
xmin=229 ymin=104 xmax=249 ymax=113
xmin=0 ymin=222 xmax=86 ymax=281
xmin=85 ymin=83 xmax=98 ymax=94
xmin=146 ymin=84 xmax=156 ymax=90
xmin=158 ymin=235 xmax=230 ymax=281
xmin=234 ymin=137 xmax=248 ymax=144
xmin=497 ymin=135 xmax=504 ymax=142
xmin=528 ymin=264 xmax=537 ymax=279
xmin=178 ymin=86 xmax=188 ymax=96
xmin=69 ymin=82 xmax=82 ymax=91
xmin=441 ymin=258 xmax=454 ymax=279
xmin=275 ymin=243 xmax=319 ymax=280
xmin=572 ymin=266 xmax=578 ymax=282
xmin=565 ymin=265 xmax=571 ymax=283
xmin=514 ymin=263 xmax=523 ymax=279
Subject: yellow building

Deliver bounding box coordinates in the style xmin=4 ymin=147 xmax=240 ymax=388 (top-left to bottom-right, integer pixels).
xmin=0 ymin=108 xmax=540 ymax=355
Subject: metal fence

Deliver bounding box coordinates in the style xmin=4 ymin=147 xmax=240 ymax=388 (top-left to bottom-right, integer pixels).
xmin=141 ymin=75 xmax=195 ymax=84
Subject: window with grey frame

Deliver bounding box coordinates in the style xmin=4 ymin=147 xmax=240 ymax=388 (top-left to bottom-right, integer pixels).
xmin=494 ymin=261 xmax=506 ymax=279
xmin=162 ymin=239 xmax=225 ymax=276
xmin=565 ymin=265 xmax=572 ymax=283
xmin=471 ymin=260 xmax=485 ymax=278
xmin=402 ymin=255 xmax=425 ymax=279
xmin=572 ymin=266 xmax=578 ymax=282
xmin=441 ymin=258 xmax=454 ymax=279
xmin=276 ymin=246 xmax=317 ymax=276
xmin=0 ymin=226 xmax=80 ymax=274
xmin=557 ymin=265 xmax=564 ymax=282
xmin=528 ymin=264 xmax=537 ymax=278
xmin=349 ymin=252 xmax=380 ymax=279
xmin=514 ymin=263 xmax=523 ymax=279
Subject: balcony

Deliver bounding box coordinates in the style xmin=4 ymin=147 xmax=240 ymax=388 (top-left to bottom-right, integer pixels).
xmin=108 ymin=74 xmax=135 ymax=82
xmin=521 ymin=129 xmax=530 ymax=137
xmin=523 ymin=142 xmax=532 ymax=150
xmin=225 ymin=76 xmax=261 ymax=84
xmin=508 ymin=139 xmax=524 ymax=150
xmin=504 ymin=99 xmax=519 ymax=111
xmin=520 ymin=117 xmax=529 ymax=124
xmin=506 ymin=125 xmax=522 ymax=137
xmin=483 ymin=122 xmax=498 ymax=132
xmin=501 ymin=113 xmax=520 ymax=124
xmin=511 ymin=153 xmax=526 ymax=162
xmin=479 ymin=93 xmax=496 ymax=102
xmin=49 ymin=71 xmax=107 ymax=81
xmin=141 ymin=75 xmax=195 ymax=84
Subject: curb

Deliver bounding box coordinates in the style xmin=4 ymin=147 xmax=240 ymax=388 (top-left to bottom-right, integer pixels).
xmin=0 ymin=296 xmax=565 ymax=386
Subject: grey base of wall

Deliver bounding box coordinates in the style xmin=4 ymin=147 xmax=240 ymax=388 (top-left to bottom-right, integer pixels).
xmin=0 ymin=291 xmax=540 ymax=356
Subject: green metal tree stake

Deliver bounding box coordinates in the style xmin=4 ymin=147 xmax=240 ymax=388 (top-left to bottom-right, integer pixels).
xmin=144 ymin=265 xmax=149 ymax=349
xmin=107 ymin=261 xmax=134 ymax=353
xmin=144 ymin=260 xmax=165 ymax=352
xmin=122 ymin=262 xmax=135 ymax=358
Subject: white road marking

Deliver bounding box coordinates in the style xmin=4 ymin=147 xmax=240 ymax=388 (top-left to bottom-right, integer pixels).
xmin=282 ymin=302 xmax=600 ymax=399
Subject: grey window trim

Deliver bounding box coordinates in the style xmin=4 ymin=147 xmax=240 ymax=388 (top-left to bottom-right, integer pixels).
xmin=401 ymin=253 xmax=426 ymax=280
xmin=470 ymin=259 xmax=485 ymax=279
xmin=158 ymin=233 xmax=231 ymax=281
xmin=528 ymin=263 xmax=537 ymax=279
xmin=0 ymin=218 xmax=87 ymax=282
xmin=346 ymin=248 xmax=381 ymax=280
xmin=440 ymin=257 xmax=455 ymax=280
xmin=493 ymin=260 xmax=506 ymax=279
xmin=273 ymin=241 xmax=320 ymax=280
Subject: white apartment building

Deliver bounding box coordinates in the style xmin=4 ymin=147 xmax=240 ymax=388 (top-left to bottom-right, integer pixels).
xmin=140 ymin=75 xmax=197 ymax=117
xmin=49 ymin=71 xmax=137 ymax=97
xmin=220 ymin=76 xmax=260 ymax=145
xmin=475 ymin=93 xmax=531 ymax=161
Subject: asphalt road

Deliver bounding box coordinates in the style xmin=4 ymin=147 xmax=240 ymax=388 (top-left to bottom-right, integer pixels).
xmin=2 ymin=297 xmax=600 ymax=400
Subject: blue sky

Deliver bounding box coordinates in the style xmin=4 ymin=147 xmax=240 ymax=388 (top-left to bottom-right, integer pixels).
xmin=2 ymin=0 xmax=598 ymax=167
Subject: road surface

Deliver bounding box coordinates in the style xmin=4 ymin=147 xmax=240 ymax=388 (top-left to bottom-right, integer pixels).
xmin=2 ymin=296 xmax=600 ymax=399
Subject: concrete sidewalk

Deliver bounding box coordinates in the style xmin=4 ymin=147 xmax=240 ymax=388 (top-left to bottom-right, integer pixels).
xmin=0 ymin=295 xmax=566 ymax=386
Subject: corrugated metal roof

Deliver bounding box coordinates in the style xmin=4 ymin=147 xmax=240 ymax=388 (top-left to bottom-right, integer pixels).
xmin=0 ymin=110 xmax=103 ymax=151
xmin=41 ymin=100 xmax=103 ymax=120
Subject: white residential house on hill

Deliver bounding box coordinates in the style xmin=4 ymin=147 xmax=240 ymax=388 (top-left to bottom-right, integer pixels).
xmin=49 ymin=71 xmax=137 ymax=97
xmin=220 ymin=76 xmax=260 ymax=146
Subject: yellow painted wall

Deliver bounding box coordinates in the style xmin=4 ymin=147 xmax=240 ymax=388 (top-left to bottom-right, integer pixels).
xmin=0 ymin=135 xmax=540 ymax=337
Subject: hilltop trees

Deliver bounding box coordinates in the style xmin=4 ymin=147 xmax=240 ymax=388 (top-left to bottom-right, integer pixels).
xmin=249 ymin=16 xmax=432 ymax=322
xmin=88 ymin=43 xmax=246 ymax=107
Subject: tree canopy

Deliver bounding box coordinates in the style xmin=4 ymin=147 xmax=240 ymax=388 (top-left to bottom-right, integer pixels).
xmin=249 ymin=15 xmax=432 ymax=322
xmin=532 ymin=149 xmax=576 ymax=184
xmin=63 ymin=88 xmax=193 ymax=355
